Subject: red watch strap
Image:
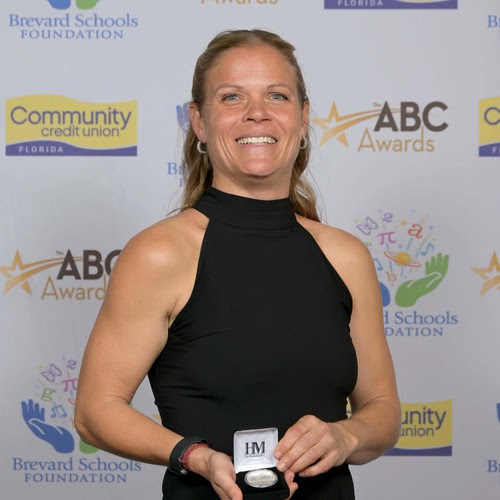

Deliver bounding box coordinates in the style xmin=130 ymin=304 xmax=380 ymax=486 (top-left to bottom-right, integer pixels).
xmin=180 ymin=442 xmax=209 ymax=472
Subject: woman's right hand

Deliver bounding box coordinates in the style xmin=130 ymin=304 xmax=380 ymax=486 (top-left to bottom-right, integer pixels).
xmin=188 ymin=448 xmax=243 ymax=499
xmin=188 ymin=447 xmax=298 ymax=499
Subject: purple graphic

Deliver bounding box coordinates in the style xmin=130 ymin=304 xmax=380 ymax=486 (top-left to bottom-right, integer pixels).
xmin=385 ymin=445 xmax=452 ymax=456
xmin=6 ymin=141 xmax=137 ymax=157
xmin=479 ymin=143 xmax=500 ymax=157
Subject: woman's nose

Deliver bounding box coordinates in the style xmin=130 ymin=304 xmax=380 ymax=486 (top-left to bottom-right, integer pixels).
xmin=244 ymin=98 xmax=270 ymax=122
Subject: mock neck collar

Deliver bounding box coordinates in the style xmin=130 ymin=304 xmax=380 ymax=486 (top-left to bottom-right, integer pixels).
xmin=193 ymin=186 xmax=296 ymax=230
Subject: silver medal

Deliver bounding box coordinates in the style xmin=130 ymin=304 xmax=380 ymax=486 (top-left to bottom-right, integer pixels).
xmin=244 ymin=468 xmax=278 ymax=488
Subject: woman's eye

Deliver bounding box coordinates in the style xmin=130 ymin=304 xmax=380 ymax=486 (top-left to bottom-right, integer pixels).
xmin=270 ymin=93 xmax=287 ymax=101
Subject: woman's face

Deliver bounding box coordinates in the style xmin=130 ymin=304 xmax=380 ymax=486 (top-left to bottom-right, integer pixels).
xmin=190 ymin=43 xmax=309 ymax=194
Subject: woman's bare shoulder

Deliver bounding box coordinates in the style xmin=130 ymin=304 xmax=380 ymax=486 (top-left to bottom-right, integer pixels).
xmin=295 ymin=214 xmax=377 ymax=299
xmin=296 ymin=214 xmax=371 ymax=265
xmin=114 ymin=208 xmax=208 ymax=279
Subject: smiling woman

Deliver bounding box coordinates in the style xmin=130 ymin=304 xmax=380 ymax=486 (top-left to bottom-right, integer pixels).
xmin=75 ymin=29 xmax=400 ymax=500
xmin=182 ymin=29 xmax=317 ymax=220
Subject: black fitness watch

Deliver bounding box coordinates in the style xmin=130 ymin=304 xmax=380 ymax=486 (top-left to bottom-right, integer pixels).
xmin=168 ymin=436 xmax=209 ymax=475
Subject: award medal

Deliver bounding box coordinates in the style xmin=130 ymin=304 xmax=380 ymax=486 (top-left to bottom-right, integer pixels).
xmin=244 ymin=468 xmax=278 ymax=488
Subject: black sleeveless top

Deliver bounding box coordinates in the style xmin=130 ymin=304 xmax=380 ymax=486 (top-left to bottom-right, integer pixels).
xmin=148 ymin=186 xmax=357 ymax=499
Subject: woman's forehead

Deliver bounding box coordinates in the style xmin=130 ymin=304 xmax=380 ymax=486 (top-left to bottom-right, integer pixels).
xmin=205 ymin=44 xmax=297 ymax=88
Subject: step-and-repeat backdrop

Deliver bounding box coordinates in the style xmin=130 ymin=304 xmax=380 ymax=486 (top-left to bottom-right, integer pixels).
xmin=1 ymin=1 xmax=498 ymax=499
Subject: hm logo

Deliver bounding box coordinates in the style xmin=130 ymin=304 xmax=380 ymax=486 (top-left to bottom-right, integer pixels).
xmin=245 ymin=441 xmax=265 ymax=457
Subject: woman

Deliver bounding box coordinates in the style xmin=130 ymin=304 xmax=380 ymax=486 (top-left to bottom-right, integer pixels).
xmin=75 ymin=29 xmax=400 ymax=499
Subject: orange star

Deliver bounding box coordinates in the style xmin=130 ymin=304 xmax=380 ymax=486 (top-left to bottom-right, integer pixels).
xmin=472 ymin=251 xmax=500 ymax=296
xmin=0 ymin=251 xmax=65 ymax=295
xmin=314 ymin=102 xmax=400 ymax=148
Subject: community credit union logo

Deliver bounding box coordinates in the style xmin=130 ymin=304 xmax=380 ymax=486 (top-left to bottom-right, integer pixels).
xmin=6 ymin=95 xmax=137 ymax=156
xmin=324 ymin=0 xmax=457 ymax=9
xmin=479 ymin=98 xmax=500 ymax=157
xmin=0 ymin=248 xmax=120 ymax=300
xmin=386 ymin=401 xmax=452 ymax=456
xmin=315 ymin=101 xmax=447 ymax=153
xmin=8 ymin=1 xmax=138 ymax=40
xmin=354 ymin=211 xmax=458 ymax=337
xmin=14 ymin=356 xmax=142 ymax=484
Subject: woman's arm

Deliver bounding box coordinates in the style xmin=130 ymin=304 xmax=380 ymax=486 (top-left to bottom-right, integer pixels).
xmin=274 ymin=226 xmax=400 ymax=476
xmin=75 ymin=226 xmax=185 ymax=464
xmin=74 ymin=217 xmax=263 ymax=500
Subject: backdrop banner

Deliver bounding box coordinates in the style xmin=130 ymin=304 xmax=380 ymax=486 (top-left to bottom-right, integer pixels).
xmin=1 ymin=1 xmax=498 ymax=499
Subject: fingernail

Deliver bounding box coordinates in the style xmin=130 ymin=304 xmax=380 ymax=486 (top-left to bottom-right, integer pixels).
xmin=274 ymin=451 xmax=282 ymax=459
xmin=277 ymin=461 xmax=286 ymax=472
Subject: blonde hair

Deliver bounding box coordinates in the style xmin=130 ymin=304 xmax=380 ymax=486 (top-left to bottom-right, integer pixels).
xmin=181 ymin=29 xmax=319 ymax=221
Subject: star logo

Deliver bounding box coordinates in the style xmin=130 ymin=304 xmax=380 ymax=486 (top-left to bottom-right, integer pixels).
xmin=314 ymin=101 xmax=400 ymax=148
xmin=471 ymin=251 xmax=500 ymax=296
xmin=0 ymin=251 xmax=66 ymax=295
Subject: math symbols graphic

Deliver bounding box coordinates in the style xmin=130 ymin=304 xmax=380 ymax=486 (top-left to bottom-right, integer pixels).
xmin=354 ymin=211 xmax=449 ymax=307
xmin=21 ymin=356 xmax=98 ymax=454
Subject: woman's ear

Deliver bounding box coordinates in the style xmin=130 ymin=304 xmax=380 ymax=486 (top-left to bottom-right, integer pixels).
xmin=189 ymin=102 xmax=207 ymax=143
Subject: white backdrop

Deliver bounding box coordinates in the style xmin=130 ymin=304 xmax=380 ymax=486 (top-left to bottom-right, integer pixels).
xmin=1 ymin=1 xmax=499 ymax=499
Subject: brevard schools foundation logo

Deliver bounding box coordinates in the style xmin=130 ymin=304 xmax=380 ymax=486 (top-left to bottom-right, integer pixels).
xmin=13 ymin=356 xmax=142 ymax=484
xmin=485 ymin=404 xmax=500 ymax=484
xmin=166 ymin=101 xmax=190 ymax=187
xmin=324 ymin=0 xmax=457 ymax=9
xmin=315 ymin=101 xmax=448 ymax=153
xmin=5 ymin=95 xmax=137 ymax=156
xmin=479 ymin=98 xmax=500 ymax=157
xmin=353 ymin=211 xmax=458 ymax=337
xmin=0 ymin=249 xmax=120 ymax=301
xmin=385 ymin=401 xmax=452 ymax=456
xmin=8 ymin=0 xmax=138 ymax=40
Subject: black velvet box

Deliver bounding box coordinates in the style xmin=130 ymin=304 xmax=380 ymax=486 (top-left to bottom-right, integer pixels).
xmin=233 ymin=428 xmax=289 ymax=500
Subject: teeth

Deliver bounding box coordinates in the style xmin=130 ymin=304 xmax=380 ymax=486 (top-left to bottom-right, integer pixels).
xmin=236 ymin=136 xmax=277 ymax=145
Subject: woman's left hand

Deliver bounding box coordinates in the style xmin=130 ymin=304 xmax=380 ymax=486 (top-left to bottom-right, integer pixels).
xmin=273 ymin=415 xmax=358 ymax=478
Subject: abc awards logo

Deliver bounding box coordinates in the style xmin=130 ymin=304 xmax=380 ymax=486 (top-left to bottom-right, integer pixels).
xmin=353 ymin=211 xmax=458 ymax=337
xmin=315 ymin=101 xmax=448 ymax=153
xmin=479 ymin=98 xmax=500 ymax=157
xmin=0 ymin=248 xmax=120 ymax=300
xmin=8 ymin=1 xmax=138 ymax=41
xmin=14 ymin=356 xmax=142 ymax=484
xmin=324 ymin=0 xmax=457 ymax=9
xmin=5 ymin=95 xmax=137 ymax=156
xmin=386 ymin=401 xmax=452 ymax=456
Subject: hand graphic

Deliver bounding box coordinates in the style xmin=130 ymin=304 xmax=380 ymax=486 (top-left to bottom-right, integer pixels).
xmin=176 ymin=102 xmax=190 ymax=136
xmin=79 ymin=439 xmax=99 ymax=454
xmin=47 ymin=0 xmax=71 ymax=9
xmin=76 ymin=0 xmax=100 ymax=9
xmin=395 ymin=253 xmax=449 ymax=307
xmin=21 ymin=399 xmax=74 ymax=454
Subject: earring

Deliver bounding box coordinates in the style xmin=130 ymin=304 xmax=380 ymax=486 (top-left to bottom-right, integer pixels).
xmin=197 ymin=140 xmax=207 ymax=154
xmin=299 ymin=137 xmax=308 ymax=150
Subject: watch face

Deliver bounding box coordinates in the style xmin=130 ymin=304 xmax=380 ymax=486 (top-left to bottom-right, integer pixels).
xmin=244 ymin=469 xmax=278 ymax=488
